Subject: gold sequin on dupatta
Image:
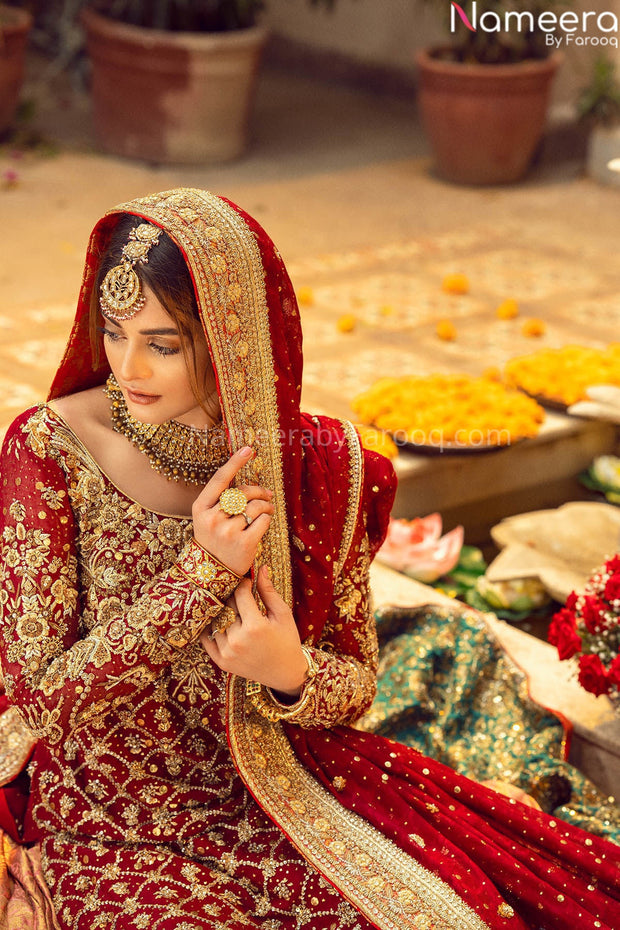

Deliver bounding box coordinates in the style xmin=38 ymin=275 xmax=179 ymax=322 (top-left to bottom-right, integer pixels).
xmin=227 ymin=677 xmax=491 ymax=930
xmin=107 ymin=190 xmax=292 ymax=608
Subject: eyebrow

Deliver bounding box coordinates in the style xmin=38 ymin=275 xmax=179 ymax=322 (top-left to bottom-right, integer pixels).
xmin=101 ymin=312 xmax=179 ymax=337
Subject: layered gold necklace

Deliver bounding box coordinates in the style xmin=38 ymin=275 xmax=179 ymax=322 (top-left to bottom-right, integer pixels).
xmin=104 ymin=374 xmax=228 ymax=485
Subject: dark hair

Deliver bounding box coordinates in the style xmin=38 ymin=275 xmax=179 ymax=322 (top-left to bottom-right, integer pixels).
xmin=89 ymin=215 xmax=210 ymax=405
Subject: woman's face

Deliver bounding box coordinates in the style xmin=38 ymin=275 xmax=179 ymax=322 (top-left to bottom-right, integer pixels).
xmin=100 ymin=284 xmax=219 ymax=428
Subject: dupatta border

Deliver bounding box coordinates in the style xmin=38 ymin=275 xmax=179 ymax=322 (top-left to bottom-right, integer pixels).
xmin=334 ymin=419 xmax=364 ymax=580
xmin=107 ymin=189 xmax=293 ymax=608
xmin=226 ymin=676 xmax=490 ymax=930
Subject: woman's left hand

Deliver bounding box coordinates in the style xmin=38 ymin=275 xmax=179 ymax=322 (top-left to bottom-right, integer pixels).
xmin=199 ymin=565 xmax=309 ymax=698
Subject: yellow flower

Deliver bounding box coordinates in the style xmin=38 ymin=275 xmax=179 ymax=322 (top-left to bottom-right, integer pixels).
xmin=380 ymin=305 xmax=394 ymax=316
xmin=436 ymin=319 xmax=457 ymax=341
xmin=351 ymin=374 xmax=544 ymax=447
xmin=505 ymin=344 xmax=620 ymax=405
xmin=442 ymin=273 xmax=469 ymax=295
xmin=496 ymin=298 xmax=519 ymax=320
xmin=355 ymin=425 xmax=398 ymax=459
xmin=297 ymin=286 xmax=314 ymax=306
xmin=337 ymin=314 xmax=357 ymax=333
xmin=522 ymin=318 xmax=546 ymax=337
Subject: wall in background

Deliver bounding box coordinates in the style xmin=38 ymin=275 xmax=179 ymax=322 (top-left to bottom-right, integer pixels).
xmin=264 ymin=0 xmax=620 ymax=116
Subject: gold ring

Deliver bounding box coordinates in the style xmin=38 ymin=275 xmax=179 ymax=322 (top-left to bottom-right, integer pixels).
xmin=243 ymin=513 xmax=253 ymax=526
xmin=219 ymin=487 xmax=248 ymax=517
xmin=210 ymin=606 xmax=238 ymax=638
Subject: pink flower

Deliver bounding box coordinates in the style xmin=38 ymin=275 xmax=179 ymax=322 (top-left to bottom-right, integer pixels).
xmin=377 ymin=514 xmax=464 ymax=583
xmin=577 ymin=654 xmax=610 ymax=697
xmin=2 ymin=169 xmax=19 ymax=188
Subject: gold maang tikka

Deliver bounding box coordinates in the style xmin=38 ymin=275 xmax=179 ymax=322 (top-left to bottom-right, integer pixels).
xmin=100 ymin=223 xmax=162 ymax=321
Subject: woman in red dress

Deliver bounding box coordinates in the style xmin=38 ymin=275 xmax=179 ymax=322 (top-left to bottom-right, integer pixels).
xmin=0 ymin=189 xmax=619 ymax=930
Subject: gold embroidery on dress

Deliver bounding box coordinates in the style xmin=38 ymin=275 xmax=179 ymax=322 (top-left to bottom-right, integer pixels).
xmin=227 ymin=676 xmax=490 ymax=930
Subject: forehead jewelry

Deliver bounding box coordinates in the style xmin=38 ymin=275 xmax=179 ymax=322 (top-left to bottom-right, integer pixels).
xmin=100 ymin=223 xmax=161 ymax=322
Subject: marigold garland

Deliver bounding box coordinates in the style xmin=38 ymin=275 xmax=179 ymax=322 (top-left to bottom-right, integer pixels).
xmin=549 ymin=555 xmax=620 ymax=699
xmin=351 ymin=373 xmax=544 ymax=448
xmin=505 ymin=344 xmax=620 ymax=406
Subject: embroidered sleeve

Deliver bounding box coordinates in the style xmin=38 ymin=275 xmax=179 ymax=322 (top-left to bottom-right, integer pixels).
xmin=0 ymin=409 xmax=237 ymax=746
xmin=249 ymin=533 xmax=377 ymax=728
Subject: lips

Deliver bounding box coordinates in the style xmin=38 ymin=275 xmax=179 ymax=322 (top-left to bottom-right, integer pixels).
xmin=125 ymin=387 xmax=161 ymax=405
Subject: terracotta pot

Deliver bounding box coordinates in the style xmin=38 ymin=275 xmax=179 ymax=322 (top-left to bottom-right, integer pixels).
xmin=416 ymin=49 xmax=561 ymax=185
xmin=587 ymin=123 xmax=620 ymax=188
xmin=0 ymin=5 xmax=32 ymax=135
xmin=81 ymin=7 xmax=267 ymax=164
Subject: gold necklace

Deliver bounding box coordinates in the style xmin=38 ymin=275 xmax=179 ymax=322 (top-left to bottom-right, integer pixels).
xmin=103 ymin=374 xmax=228 ymax=485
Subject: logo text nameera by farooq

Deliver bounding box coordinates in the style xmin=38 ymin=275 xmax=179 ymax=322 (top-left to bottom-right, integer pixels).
xmin=451 ymin=1 xmax=619 ymax=48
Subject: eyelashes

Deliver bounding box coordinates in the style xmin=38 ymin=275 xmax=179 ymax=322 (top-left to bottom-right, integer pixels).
xmin=97 ymin=327 xmax=181 ymax=357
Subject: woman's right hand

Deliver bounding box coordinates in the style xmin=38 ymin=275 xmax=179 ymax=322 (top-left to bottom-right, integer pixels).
xmin=191 ymin=446 xmax=274 ymax=577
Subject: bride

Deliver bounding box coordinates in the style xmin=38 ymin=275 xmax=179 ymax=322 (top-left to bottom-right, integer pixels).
xmin=0 ymin=188 xmax=618 ymax=929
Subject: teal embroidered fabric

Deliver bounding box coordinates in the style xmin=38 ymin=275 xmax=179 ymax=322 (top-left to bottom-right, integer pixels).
xmin=362 ymin=605 xmax=620 ymax=844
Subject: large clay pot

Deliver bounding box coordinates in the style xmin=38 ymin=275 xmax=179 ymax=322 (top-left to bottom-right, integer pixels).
xmin=587 ymin=123 xmax=620 ymax=188
xmin=416 ymin=49 xmax=561 ymax=185
xmin=0 ymin=5 xmax=32 ymax=135
xmin=81 ymin=7 xmax=267 ymax=164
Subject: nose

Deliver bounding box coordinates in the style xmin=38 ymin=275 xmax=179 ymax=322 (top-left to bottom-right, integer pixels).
xmin=118 ymin=343 xmax=152 ymax=384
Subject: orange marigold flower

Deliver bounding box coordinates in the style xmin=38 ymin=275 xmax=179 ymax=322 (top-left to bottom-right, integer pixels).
xmin=482 ymin=366 xmax=501 ymax=381
xmin=351 ymin=374 xmax=544 ymax=447
xmin=297 ymin=286 xmax=314 ymax=306
xmin=337 ymin=314 xmax=357 ymax=333
xmin=436 ymin=319 xmax=457 ymax=341
xmin=522 ymin=318 xmax=546 ymax=337
xmin=496 ymin=299 xmax=519 ymax=320
xmin=442 ymin=273 xmax=469 ymax=295
xmin=355 ymin=425 xmax=398 ymax=459
xmin=504 ymin=344 xmax=620 ymax=406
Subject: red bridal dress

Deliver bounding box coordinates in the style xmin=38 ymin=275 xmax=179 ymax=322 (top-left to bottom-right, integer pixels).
xmin=0 ymin=189 xmax=619 ymax=930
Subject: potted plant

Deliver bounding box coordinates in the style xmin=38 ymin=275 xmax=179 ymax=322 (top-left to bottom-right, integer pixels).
xmin=0 ymin=3 xmax=33 ymax=136
xmin=416 ymin=0 xmax=565 ymax=185
xmin=80 ymin=0 xmax=269 ymax=164
xmin=80 ymin=0 xmax=339 ymax=165
xmin=578 ymin=56 xmax=620 ymax=187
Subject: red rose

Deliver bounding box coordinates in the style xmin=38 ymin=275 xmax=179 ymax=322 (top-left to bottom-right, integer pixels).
xmin=548 ymin=608 xmax=582 ymax=661
xmin=604 ymin=554 xmax=620 ymax=575
xmin=577 ymin=654 xmax=610 ymax=697
xmin=604 ymin=573 xmax=620 ymax=603
xmin=581 ymin=595 xmax=606 ymax=634
xmin=565 ymin=591 xmax=578 ymax=612
xmin=609 ymin=655 xmax=620 ymax=690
